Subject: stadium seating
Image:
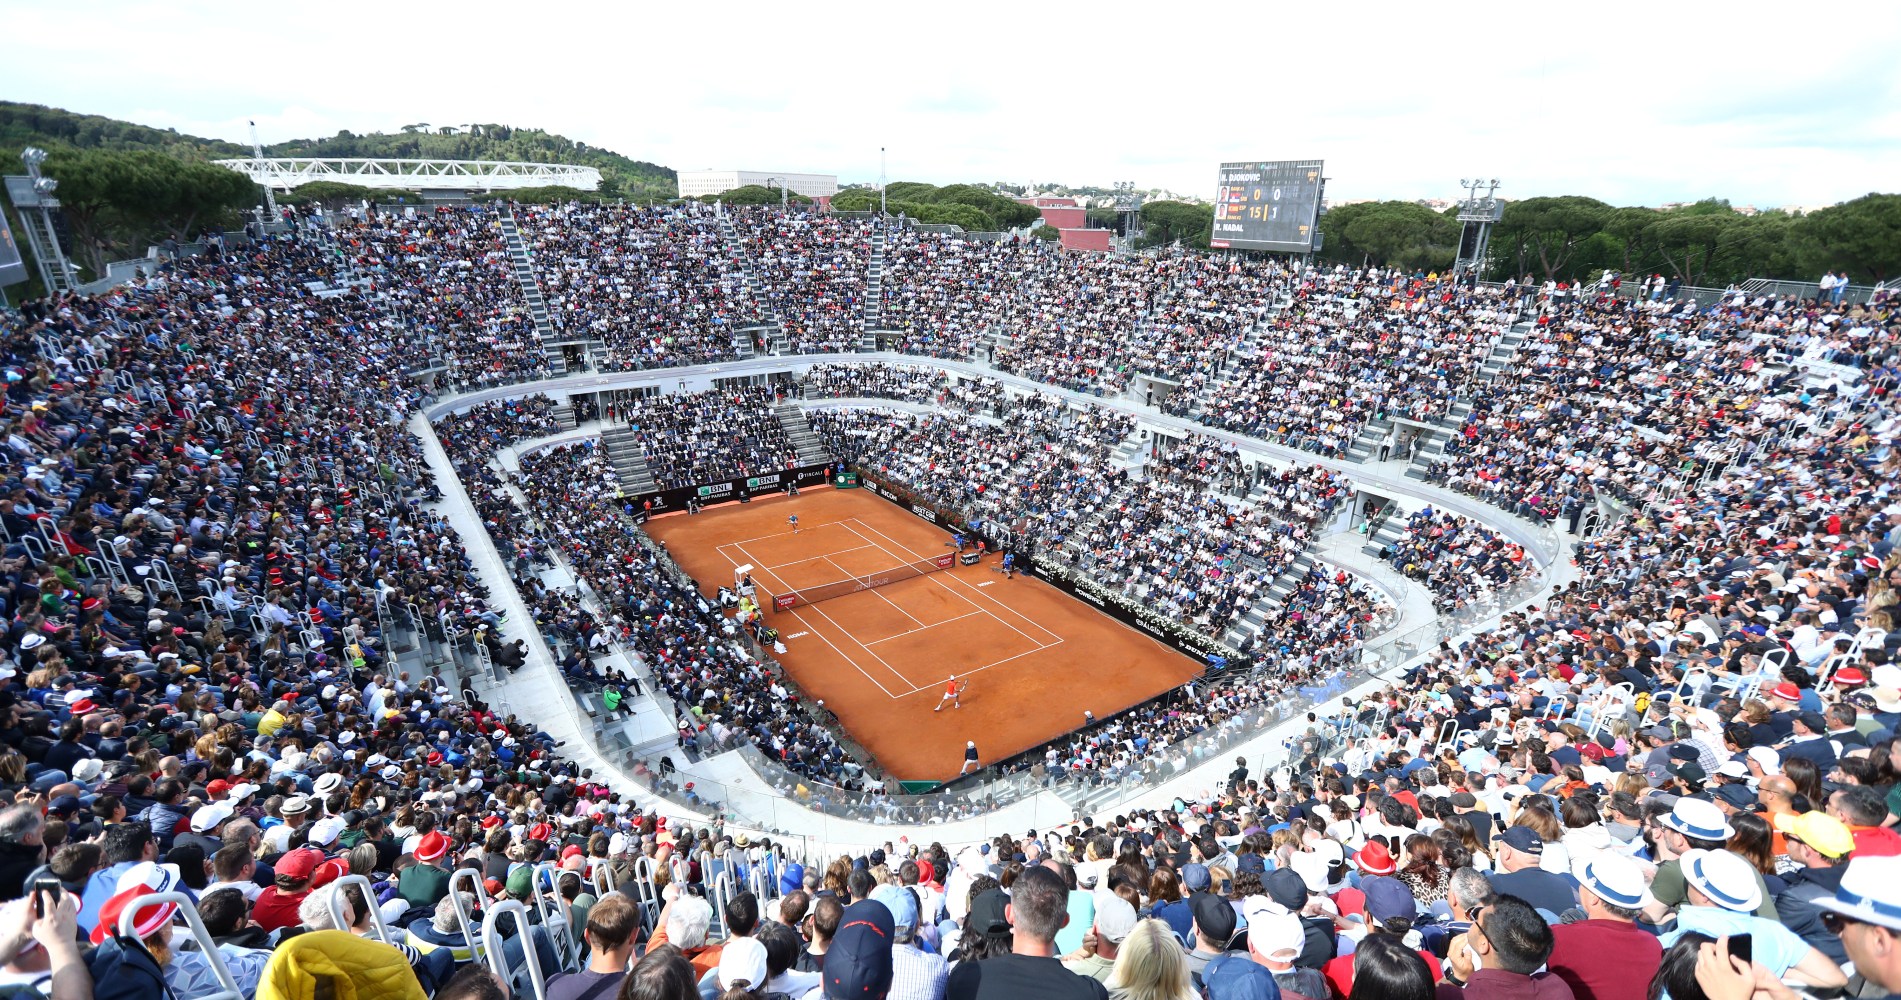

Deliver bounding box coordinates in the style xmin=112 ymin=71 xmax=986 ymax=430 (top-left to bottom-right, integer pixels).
xmin=4 ymin=197 xmax=1898 ymax=1000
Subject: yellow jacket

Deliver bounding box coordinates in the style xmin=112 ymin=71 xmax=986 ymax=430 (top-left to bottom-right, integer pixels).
xmin=256 ymin=930 xmax=427 ymax=1000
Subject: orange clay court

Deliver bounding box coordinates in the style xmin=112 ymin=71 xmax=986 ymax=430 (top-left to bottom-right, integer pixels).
xmin=644 ymin=487 xmax=1203 ymax=781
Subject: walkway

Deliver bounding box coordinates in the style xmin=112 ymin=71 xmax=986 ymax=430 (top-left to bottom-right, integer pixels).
xmin=414 ymin=359 xmax=1581 ymax=854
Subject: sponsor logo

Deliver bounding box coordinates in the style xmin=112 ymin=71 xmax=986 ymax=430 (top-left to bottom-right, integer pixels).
xmin=774 ymin=595 xmax=797 ymax=610
xmin=852 ymin=575 xmax=895 ymax=593
xmin=1079 ymin=589 xmax=1107 ymax=607
xmin=1139 ymin=621 xmax=1166 ymax=638
xmin=746 ymin=473 xmax=782 ymax=489
xmin=698 ymin=482 xmax=733 ymax=498
xmin=911 ymin=504 xmax=938 ymax=523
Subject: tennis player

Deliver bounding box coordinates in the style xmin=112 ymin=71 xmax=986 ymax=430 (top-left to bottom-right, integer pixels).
xmin=1002 ymin=551 xmax=1016 ymax=579
xmin=933 ymin=676 xmax=962 ymax=712
xmin=960 ymin=740 xmax=979 ymax=776
xmin=787 ymin=513 xmax=799 ymax=534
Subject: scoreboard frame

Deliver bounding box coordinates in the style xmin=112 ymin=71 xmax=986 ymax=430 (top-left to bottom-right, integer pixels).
xmin=1210 ymin=160 xmax=1324 ymax=254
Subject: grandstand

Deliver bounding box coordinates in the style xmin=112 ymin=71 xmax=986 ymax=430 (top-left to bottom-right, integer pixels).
xmin=1 ymin=193 xmax=1896 ymax=1000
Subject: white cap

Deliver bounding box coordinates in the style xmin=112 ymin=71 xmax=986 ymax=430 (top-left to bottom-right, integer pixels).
xmin=190 ymin=802 xmax=234 ymax=833
xmin=1814 ymin=856 xmax=1901 ymax=932
xmin=1681 ymin=849 xmax=1763 ymax=913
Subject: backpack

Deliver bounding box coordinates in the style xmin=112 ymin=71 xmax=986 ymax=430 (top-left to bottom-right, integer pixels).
xmin=84 ymin=933 xmax=176 ymax=1000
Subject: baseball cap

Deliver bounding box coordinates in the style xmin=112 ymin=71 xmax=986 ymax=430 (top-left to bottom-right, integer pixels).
xmin=1500 ymin=826 xmax=1546 ymax=855
xmin=868 ymin=883 xmax=918 ymax=931
xmin=276 ymin=848 xmax=323 ymax=882
xmin=1773 ymin=811 xmax=1855 ymax=860
xmin=1181 ymin=862 xmax=1211 ymax=892
xmin=1092 ymin=891 xmax=1138 ymax=945
xmin=1246 ymin=908 xmax=1305 ymax=959
xmin=1363 ymin=877 xmax=1418 ymax=922
xmin=824 ymin=900 xmax=895 ymax=999
xmin=719 ymin=936 xmax=770 ymax=991
xmin=190 ymin=802 xmax=234 ymax=833
xmin=1190 ymin=891 xmax=1237 ymax=945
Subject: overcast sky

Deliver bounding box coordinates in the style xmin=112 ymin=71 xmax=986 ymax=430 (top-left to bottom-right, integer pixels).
xmin=6 ymin=1 xmax=1897 ymax=208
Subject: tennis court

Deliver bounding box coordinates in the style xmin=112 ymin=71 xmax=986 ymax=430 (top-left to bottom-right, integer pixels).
xmin=644 ymin=488 xmax=1203 ymax=781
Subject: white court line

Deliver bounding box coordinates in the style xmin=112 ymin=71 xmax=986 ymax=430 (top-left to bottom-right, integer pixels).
xmin=863 ymin=609 xmax=985 ymax=645
xmin=720 ymin=520 xmax=854 ymax=547
xmin=841 ymin=518 xmax=1062 ymax=648
xmin=801 ymin=599 xmax=917 ymax=692
xmin=720 ymin=541 xmax=901 ymax=699
xmin=866 ymin=584 xmax=926 ymax=629
xmin=896 ymin=637 xmax=1069 ymax=697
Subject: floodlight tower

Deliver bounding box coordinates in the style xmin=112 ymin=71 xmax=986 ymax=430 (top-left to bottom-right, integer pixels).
xmin=1453 ymin=178 xmax=1503 ymax=277
xmin=1114 ymin=181 xmax=1143 ymax=243
xmin=879 ymin=147 xmax=887 ymax=217
xmin=249 ymin=121 xmax=278 ymax=223
xmin=765 ymin=177 xmax=788 ymax=213
xmin=11 ymin=148 xmax=78 ymax=294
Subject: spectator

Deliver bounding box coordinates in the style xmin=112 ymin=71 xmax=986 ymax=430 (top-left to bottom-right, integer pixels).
xmin=1660 ymin=849 xmax=1845 ymax=990
xmin=1103 ymin=918 xmax=1196 ymax=1000
xmin=1440 ymin=895 xmax=1568 ymax=998
xmin=947 ymin=865 xmax=1107 ymax=999
xmin=1545 ymin=855 xmax=1661 ymax=1000
xmin=825 ymin=899 xmax=896 ymax=1000
xmin=545 ymin=894 xmax=640 ymax=1000
xmin=1348 ymin=934 xmax=1435 ymax=1000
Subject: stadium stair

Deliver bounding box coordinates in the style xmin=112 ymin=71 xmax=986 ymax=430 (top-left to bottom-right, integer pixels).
xmin=497 ymin=209 xmax=562 ymax=368
xmin=600 ymin=426 xmax=657 ymax=494
xmin=551 ymin=401 xmax=576 ymax=429
xmin=1360 ymin=517 xmax=1407 ymax=559
xmin=1478 ymin=318 xmax=1533 ymax=381
xmin=1344 ymin=418 xmax=1394 ymax=464
xmin=773 ymin=403 xmax=830 ymax=466
xmin=1401 ymin=403 xmax=1468 ymax=481
xmin=716 ymin=215 xmax=787 ymax=354
xmin=861 ymin=228 xmax=885 ymax=351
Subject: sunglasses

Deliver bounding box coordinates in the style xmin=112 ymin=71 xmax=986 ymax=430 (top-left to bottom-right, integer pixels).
xmin=1820 ymin=911 xmax=1866 ymax=935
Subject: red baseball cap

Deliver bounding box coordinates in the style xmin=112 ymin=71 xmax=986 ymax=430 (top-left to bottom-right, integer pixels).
xmin=1834 ymin=668 xmax=1868 ymax=687
xmin=1770 ymin=682 xmax=1802 ymax=702
xmin=276 ymin=847 xmax=323 ymax=882
xmin=528 ymin=823 xmax=552 ymax=842
xmin=426 ymin=752 xmax=444 ymax=767
xmin=311 ymin=857 xmax=350 ymax=889
xmin=206 ymin=779 xmax=231 ymax=798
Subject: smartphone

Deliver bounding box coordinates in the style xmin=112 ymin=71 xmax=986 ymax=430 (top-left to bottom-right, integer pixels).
xmin=1728 ymin=933 xmax=1753 ymax=965
xmin=31 ymin=877 xmax=61 ymax=918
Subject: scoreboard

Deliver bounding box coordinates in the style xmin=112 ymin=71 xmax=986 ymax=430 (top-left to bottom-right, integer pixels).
xmin=1210 ymin=160 xmax=1324 ymax=253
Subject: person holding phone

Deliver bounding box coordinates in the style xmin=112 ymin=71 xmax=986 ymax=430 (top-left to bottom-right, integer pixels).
xmin=0 ymin=881 xmax=91 ymax=1000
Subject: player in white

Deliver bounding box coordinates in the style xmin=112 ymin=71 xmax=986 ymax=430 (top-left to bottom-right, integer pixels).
xmin=933 ymin=676 xmax=962 ymax=712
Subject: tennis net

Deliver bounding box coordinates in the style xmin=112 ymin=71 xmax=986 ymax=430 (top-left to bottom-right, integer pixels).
xmin=769 ymin=552 xmax=957 ymax=611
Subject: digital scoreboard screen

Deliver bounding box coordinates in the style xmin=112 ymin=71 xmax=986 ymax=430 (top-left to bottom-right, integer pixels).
xmin=1210 ymin=160 xmax=1323 ymax=253
xmin=0 ymin=212 xmax=25 ymax=288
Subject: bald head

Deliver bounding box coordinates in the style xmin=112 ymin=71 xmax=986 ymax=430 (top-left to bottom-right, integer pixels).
xmin=1760 ymin=776 xmax=1797 ymax=800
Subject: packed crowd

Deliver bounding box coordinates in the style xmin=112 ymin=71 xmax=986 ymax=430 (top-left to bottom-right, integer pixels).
xmin=517 ymin=202 xmax=758 ymax=371
xmin=733 ymin=211 xmax=875 ymax=354
xmin=808 ymin=396 xmax=1136 ymax=558
xmin=799 ymin=363 xmax=946 ymax=404
xmin=621 ymin=386 xmax=799 ymax=491
xmin=1171 ymin=268 xmax=1520 ymax=459
xmin=1063 ymin=439 xmax=1353 ymax=643
xmin=0 ymin=225 xmax=759 ymax=1000
xmin=1379 ymin=507 xmax=1536 ymax=616
xmin=343 ymin=206 xmax=550 ymax=389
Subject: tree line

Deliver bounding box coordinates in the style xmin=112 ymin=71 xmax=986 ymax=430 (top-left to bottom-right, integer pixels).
xmin=1138 ymin=192 xmax=1899 ymax=286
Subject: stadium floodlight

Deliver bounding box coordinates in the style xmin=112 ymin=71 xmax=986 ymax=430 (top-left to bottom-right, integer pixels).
xmin=19 ymin=148 xmax=46 ymax=169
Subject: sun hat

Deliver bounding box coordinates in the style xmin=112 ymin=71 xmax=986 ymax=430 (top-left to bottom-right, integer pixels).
xmin=1659 ymin=797 xmax=1734 ymax=841
xmin=1681 ymin=849 xmax=1763 ymax=913
xmin=1813 ymin=856 xmax=1901 ymax=932
xmin=1354 ymin=839 xmax=1396 ymax=875
xmin=1576 ymin=854 xmax=1656 ymax=910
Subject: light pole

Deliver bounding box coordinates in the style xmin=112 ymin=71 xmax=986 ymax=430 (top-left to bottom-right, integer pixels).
xmin=879 ymin=147 xmax=887 ymax=217
xmin=14 ymin=148 xmax=78 ymax=294
xmin=765 ymin=177 xmax=787 ymax=213
xmin=1453 ymin=178 xmax=1503 ymax=278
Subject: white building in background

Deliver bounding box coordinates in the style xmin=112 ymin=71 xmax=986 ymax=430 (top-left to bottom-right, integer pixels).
xmin=677 ymin=170 xmax=838 ymax=201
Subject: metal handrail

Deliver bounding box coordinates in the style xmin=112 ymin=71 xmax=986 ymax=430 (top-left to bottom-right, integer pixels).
xmin=325 ymin=874 xmax=398 ymax=945
xmin=483 ymin=900 xmax=548 ymax=1000
xmin=118 ymin=891 xmax=243 ymax=1000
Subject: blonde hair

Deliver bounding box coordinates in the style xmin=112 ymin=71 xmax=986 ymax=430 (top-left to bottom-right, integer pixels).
xmin=1106 ymin=919 xmax=1198 ymax=1000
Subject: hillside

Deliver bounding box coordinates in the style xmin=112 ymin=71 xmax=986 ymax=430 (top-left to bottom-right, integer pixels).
xmin=0 ymin=102 xmax=675 ymax=199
